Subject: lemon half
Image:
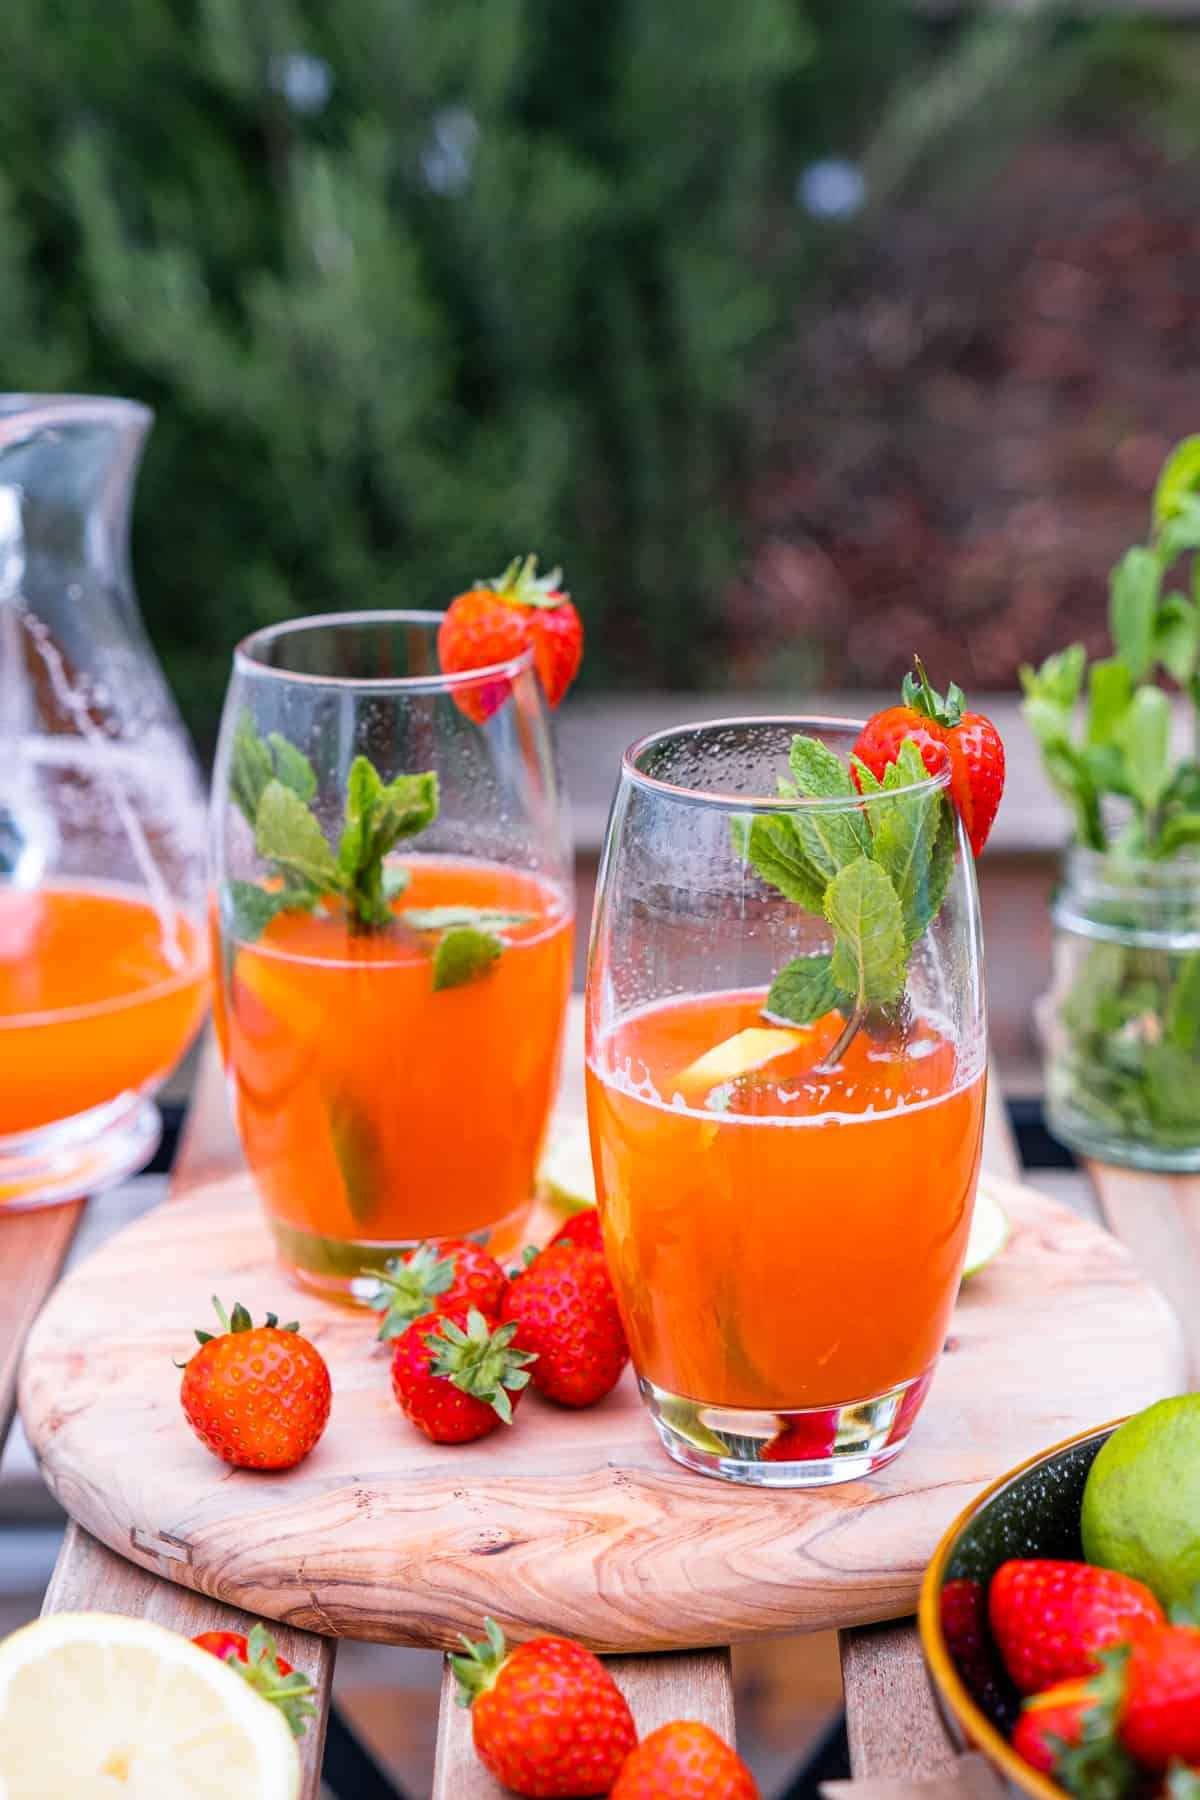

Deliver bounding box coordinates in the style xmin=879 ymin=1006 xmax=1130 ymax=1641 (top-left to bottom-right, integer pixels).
xmin=0 ymin=1612 xmax=301 ymax=1799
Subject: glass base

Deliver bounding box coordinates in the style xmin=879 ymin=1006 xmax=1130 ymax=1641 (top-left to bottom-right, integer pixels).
xmin=1047 ymin=1100 xmax=1200 ymax=1174
xmin=268 ymin=1196 xmax=534 ymax=1302
xmin=641 ymin=1367 xmax=934 ymax=1488
xmin=0 ymin=1094 xmax=161 ymax=1210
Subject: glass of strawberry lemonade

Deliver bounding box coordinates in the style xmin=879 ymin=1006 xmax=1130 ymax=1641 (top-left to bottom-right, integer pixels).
xmin=211 ymin=613 xmax=573 ymax=1297
xmin=585 ymin=717 xmax=987 ymax=1485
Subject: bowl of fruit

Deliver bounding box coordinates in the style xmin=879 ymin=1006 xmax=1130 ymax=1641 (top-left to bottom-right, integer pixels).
xmin=919 ymin=1396 xmax=1200 ymax=1799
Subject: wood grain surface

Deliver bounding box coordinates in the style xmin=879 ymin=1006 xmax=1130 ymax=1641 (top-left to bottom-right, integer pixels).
xmin=432 ymin=1647 xmax=736 ymax=1798
xmin=18 ymin=1165 xmax=1184 ymax=1654
xmin=42 ymin=1522 xmax=333 ymax=1800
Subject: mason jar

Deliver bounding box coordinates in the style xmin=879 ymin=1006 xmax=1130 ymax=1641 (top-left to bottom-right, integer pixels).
xmin=1042 ymin=847 xmax=1200 ymax=1171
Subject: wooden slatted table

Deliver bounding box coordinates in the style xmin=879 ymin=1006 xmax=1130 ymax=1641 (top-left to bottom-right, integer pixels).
xmin=5 ymin=1007 xmax=1194 ymax=1798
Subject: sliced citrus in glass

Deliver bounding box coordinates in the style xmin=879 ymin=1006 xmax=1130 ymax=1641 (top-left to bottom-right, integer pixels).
xmin=0 ymin=1611 xmax=301 ymax=1799
xmin=674 ymin=1027 xmax=807 ymax=1101
xmin=962 ymin=1182 xmax=1009 ymax=1278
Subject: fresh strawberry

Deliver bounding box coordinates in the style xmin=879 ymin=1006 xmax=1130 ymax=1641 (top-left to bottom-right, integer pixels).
xmin=989 ymin=1559 xmax=1163 ymax=1696
xmin=852 ymin=656 xmax=1005 ymax=856
xmin=390 ymin=1306 xmax=536 ymax=1443
xmin=451 ymin=1617 xmax=637 ymax=1798
xmin=1114 ymin=1625 xmax=1200 ymax=1770
xmin=609 ymin=1721 xmax=759 ymax=1799
xmin=179 ymin=1298 xmax=331 ymax=1471
xmin=438 ymin=555 xmax=583 ymax=720
xmin=191 ymin=1624 xmax=316 ymax=1738
xmin=1012 ymin=1678 xmax=1097 ymax=1776
xmin=545 ymin=1209 xmax=604 ymax=1257
xmin=501 ymin=1244 xmax=628 ymax=1408
xmin=367 ymin=1238 xmax=508 ymax=1340
xmin=940 ymin=1577 xmax=1019 ymax=1736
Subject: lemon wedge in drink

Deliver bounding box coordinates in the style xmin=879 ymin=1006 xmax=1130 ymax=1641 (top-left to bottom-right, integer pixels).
xmin=675 ymin=1026 xmax=806 ymax=1101
xmin=0 ymin=1612 xmax=301 ymax=1798
xmin=962 ymin=1182 xmax=1009 ymax=1278
xmin=540 ymin=1127 xmax=597 ymax=1214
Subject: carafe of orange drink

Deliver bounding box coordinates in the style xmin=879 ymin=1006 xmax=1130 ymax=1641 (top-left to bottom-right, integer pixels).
xmin=0 ymin=397 xmax=209 ymax=1207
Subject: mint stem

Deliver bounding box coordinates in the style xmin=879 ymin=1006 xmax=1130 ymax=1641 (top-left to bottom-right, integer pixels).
xmin=818 ymin=999 xmax=866 ymax=1072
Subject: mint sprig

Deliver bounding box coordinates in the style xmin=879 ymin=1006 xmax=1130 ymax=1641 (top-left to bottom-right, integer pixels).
xmin=738 ymin=731 xmax=952 ymax=1062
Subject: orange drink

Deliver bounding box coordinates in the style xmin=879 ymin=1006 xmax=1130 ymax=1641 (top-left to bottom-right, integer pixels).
xmin=0 ymin=883 xmax=208 ymax=1203
xmin=211 ymin=606 xmax=574 ymax=1295
xmin=219 ymin=858 xmax=571 ymax=1285
xmin=587 ymin=990 xmax=985 ymax=1413
xmin=587 ymin=714 xmax=988 ymax=1484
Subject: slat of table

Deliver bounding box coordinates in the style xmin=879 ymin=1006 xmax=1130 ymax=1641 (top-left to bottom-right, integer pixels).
xmin=433 ymin=1648 xmax=736 ymax=1798
xmin=43 ymin=1522 xmax=333 ymax=1798
xmin=839 ymin=1072 xmax=1022 ymax=1777
xmin=1086 ymin=1162 xmax=1200 ymax=1377
xmin=1 ymin=1200 xmax=85 ymax=1449
xmin=36 ymin=1033 xmax=334 ymax=1799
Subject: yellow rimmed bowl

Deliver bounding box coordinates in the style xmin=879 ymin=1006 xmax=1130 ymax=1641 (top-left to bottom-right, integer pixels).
xmin=918 ymin=1420 xmax=1122 ymax=1800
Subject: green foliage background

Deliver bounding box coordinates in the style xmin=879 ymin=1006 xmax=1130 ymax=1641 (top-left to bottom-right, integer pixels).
xmin=0 ymin=2 xmax=1188 ymax=737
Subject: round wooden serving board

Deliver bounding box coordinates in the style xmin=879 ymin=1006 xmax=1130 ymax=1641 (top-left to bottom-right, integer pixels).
xmin=20 ymin=1172 xmax=1185 ymax=1653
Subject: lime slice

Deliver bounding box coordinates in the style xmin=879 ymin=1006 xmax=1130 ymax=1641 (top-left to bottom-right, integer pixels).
xmin=0 ymin=1611 xmax=301 ymax=1798
xmin=675 ymin=1027 xmax=806 ymax=1099
xmin=962 ymin=1182 xmax=1009 ymax=1278
xmin=540 ymin=1127 xmax=597 ymax=1215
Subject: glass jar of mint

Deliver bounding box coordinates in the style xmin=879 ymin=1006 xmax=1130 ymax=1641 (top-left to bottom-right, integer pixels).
xmin=1042 ymin=848 xmax=1200 ymax=1171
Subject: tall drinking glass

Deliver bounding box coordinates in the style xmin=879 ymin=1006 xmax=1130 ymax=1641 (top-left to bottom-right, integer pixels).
xmin=211 ymin=613 xmax=573 ymax=1298
xmin=586 ymin=717 xmax=986 ymax=1486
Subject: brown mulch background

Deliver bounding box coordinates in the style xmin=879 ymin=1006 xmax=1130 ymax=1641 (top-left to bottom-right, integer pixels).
xmin=731 ymin=126 xmax=1200 ymax=691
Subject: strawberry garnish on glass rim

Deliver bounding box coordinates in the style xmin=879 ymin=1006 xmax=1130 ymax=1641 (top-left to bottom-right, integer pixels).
xmin=438 ymin=554 xmax=583 ymax=721
xmin=852 ymin=656 xmax=1005 ymax=857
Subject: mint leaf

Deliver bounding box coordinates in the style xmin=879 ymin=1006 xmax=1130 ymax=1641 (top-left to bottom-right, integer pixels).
xmin=1021 ymin=643 xmax=1086 ymax=710
xmin=1155 ymin=594 xmax=1199 ymax=686
xmin=1159 ymin=815 xmax=1200 ymax=856
xmin=336 ymin=758 xmax=439 ymax=927
xmin=873 ymin=748 xmax=948 ymax=949
xmin=230 ymin=711 xmax=276 ymax=826
xmin=764 ymin=954 xmax=850 ymax=1026
xmin=1120 ymin=686 xmax=1172 ymax=812
xmin=433 ymin=926 xmax=504 ymax=990
xmin=851 ymin=754 xmax=884 ymax=795
xmin=1110 ymin=546 xmax=1160 ymax=681
xmin=227 ymin=878 xmax=315 ymax=942
xmin=1167 ymin=952 xmax=1200 ymax=1053
xmin=402 ymin=906 xmax=532 ymax=932
xmin=1153 ymin=435 xmax=1200 ymax=526
xmin=825 ymin=857 xmax=907 ymax=1010
xmin=327 ymin=1088 xmax=385 ymax=1224
xmin=737 ymin=814 xmax=827 ymax=913
xmin=267 ymin=732 xmax=317 ymax=803
xmin=788 ymin=736 xmax=857 ymax=799
xmin=1086 ymin=657 xmax=1132 ymax=747
xmin=256 ymin=779 xmax=339 ymax=890
xmin=786 ymin=735 xmax=871 ymax=877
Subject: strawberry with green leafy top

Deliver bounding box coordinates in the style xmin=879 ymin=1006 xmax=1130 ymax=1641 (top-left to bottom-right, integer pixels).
xmin=390 ymin=1307 xmax=536 ymax=1442
xmin=853 ymin=658 xmax=1005 ymax=857
xmin=502 ymin=1244 xmax=628 ymax=1408
xmin=609 ymin=1721 xmax=760 ymax=1799
xmin=191 ymin=1626 xmax=317 ymax=1738
xmin=179 ymin=1298 xmax=331 ymax=1470
xmin=545 ymin=1210 xmax=604 ymax=1257
xmin=451 ymin=1617 xmax=636 ymax=1797
xmin=367 ymin=1239 xmax=509 ymax=1340
xmin=989 ymin=1559 xmax=1164 ymax=1696
xmin=438 ymin=555 xmax=583 ymax=722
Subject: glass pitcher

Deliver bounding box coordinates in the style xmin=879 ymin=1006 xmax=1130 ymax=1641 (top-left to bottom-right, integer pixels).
xmin=0 ymin=396 xmax=209 ymax=1208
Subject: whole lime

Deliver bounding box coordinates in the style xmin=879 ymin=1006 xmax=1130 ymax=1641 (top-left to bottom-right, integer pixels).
xmin=1081 ymin=1395 xmax=1200 ymax=1613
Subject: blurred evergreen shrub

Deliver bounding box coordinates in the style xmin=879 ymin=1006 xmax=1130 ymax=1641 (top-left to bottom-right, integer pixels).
xmin=1 ymin=0 xmax=873 ymax=733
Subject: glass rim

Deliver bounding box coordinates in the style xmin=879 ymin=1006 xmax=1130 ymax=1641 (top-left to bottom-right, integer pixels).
xmin=234 ymin=608 xmax=536 ymax=693
xmin=621 ymin=714 xmax=951 ymax=813
xmin=0 ymin=393 xmax=152 ymax=445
